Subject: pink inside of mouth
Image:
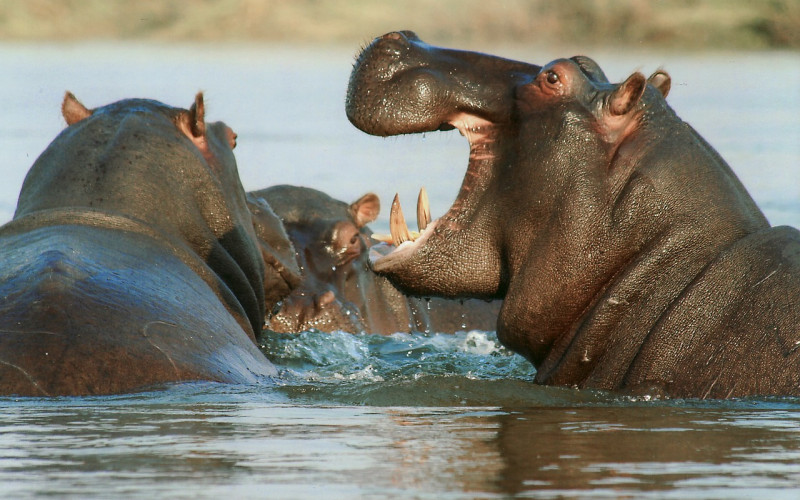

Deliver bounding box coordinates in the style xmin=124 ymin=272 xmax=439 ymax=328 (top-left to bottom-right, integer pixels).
xmin=370 ymin=112 xmax=495 ymax=271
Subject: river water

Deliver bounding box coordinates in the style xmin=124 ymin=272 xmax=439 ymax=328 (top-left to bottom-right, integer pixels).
xmin=0 ymin=43 xmax=799 ymax=499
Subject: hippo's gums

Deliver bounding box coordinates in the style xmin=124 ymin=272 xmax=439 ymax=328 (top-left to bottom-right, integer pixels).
xmin=346 ymin=31 xmax=800 ymax=398
xmin=0 ymin=92 xmax=286 ymax=396
xmin=249 ymin=185 xmax=500 ymax=335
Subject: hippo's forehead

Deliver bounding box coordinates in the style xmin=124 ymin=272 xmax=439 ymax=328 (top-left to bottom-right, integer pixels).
xmin=260 ymin=186 xmax=353 ymax=226
xmin=569 ymin=55 xmax=609 ymax=84
xmin=92 ymin=98 xmax=183 ymax=120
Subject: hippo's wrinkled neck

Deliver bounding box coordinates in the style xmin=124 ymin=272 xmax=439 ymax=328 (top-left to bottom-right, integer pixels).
xmin=503 ymin=110 xmax=773 ymax=392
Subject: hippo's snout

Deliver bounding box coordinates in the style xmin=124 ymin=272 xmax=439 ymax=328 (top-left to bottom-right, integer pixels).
xmin=346 ymin=31 xmax=542 ymax=137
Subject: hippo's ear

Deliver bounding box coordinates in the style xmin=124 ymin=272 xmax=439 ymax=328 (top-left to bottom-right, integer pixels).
xmin=62 ymin=91 xmax=92 ymax=125
xmin=187 ymin=92 xmax=206 ymax=138
xmin=609 ymin=72 xmax=647 ymax=116
xmin=350 ymin=193 xmax=380 ymax=228
xmin=647 ymin=70 xmax=671 ymax=98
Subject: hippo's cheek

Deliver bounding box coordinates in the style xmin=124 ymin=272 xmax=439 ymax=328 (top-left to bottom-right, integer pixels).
xmin=515 ymin=82 xmax=564 ymax=115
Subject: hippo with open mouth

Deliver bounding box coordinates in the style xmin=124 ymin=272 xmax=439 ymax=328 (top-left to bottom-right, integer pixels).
xmin=346 ymin=31 xmax=800 ymax=398
xmin=0 ymin=92 xmax=286 ymax=396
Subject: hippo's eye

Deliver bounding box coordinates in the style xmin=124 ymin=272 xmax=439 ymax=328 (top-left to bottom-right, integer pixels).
xmin=546 ymin=71 xmax=559 ymax=85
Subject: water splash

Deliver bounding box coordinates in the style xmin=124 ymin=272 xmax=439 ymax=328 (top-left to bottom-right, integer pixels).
xmin=259 ymin=329 xmax=539 ymax=405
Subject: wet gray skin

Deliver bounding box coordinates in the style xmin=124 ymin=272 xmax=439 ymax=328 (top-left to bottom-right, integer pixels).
xmin=246 ymin=193 xmax=303 ymax=313
xmin=346 ymin=31 xmax=800 ymax=398
xmin=0 ymin=93 xmax=280 ymax=396
xmin=252 ymin=185 xmax=500 ymax=335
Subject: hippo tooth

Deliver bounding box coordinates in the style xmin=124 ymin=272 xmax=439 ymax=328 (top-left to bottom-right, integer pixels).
xmin=390 ymin=193 xmax=412 ymax=247
xmin=417 ymin=186 xmax=431 ymax=232
xmin=371 ymin=231 xmax=421 ymax=245
xmin=370 ymin=233 xmax=393 ymax=244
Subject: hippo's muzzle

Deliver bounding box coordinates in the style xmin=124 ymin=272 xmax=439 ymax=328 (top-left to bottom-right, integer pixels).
xmin=346 ymin=30 xmax=540 ymax=137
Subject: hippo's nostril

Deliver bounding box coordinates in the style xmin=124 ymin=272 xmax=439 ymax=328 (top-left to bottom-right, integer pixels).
xmin=381 ymin=31 xmax=418 ymax=44
xmin=384 ymin=32 xmax=404 ymax=41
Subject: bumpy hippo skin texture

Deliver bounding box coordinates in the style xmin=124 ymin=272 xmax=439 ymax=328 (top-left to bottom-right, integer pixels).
xmin=347 ymin=31 xmax=800 ymax=398
xmin=0 ymin=93 xmax=283 ymax=396
xmin=250 ymin=185 xmax=500 ymax=335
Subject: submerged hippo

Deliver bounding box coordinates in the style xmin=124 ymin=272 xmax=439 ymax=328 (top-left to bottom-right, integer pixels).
xmin=250 ymin=185 xmax=500 ymax=335
xmin=0 ymin=92 xmax=285 ymax=396
xmin=346 ymin=31 xmax=800 ymax=398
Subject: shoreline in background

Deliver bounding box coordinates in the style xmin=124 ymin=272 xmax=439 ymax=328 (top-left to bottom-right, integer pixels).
xmin=0 ymin=0 xmax=798 ymax=50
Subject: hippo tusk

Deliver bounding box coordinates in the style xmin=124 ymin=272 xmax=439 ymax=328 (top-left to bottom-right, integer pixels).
xmin=373 ymin=189 xmax=429 ymax=246
xmin=417 ymin=186 xmax=431 ymax=231
xmin=390 ymin=193 xmax=412 ymax=247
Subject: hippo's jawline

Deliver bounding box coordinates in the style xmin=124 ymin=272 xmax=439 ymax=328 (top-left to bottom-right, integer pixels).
xmin=370 ymin=113 xmax=496 ymax=270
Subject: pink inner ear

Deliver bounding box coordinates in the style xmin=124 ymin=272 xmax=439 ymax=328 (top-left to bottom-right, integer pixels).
xmin=351 ymin=193 xmax=381 ymax=227
xmin=609 ymin=72 xmax=646 ymax=116
xmin=62 ymin=91 xmax=92 ymax=125
xmin=188 ymin=92 xmax=206 ymax=138
xmin=647 ymin=70 xmax=671 ymax=98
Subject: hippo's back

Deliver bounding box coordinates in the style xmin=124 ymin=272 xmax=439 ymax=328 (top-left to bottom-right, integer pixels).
xmin=626 ymin=226 xmax=800 ymax=398
xmin=0 ymin=224 xmax=275 ymax=396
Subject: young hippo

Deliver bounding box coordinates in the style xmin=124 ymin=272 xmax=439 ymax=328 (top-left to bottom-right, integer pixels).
xmin=249 ymin=185 xmax=500 ymax=335
xmin=346 ymin=31 xmax=800 ymax=398
xmin=0 ymin=92 xmax=287 ymax=396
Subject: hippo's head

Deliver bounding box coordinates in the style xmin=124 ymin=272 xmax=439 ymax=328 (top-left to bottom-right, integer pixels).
xmin=347 ymin=32 xmax=768 ymax=367
xmin=17 ymin=92 xmax=271 ymax=339
xmin=347 ymin=31 xmax=544 ymax=299
xmin=250 ymin=185 xmax=501 ymax=335
xmin=253 ymin=185 xmax=381 ymax=333
xmin=347 ymin=32 xmax=674 ymax=304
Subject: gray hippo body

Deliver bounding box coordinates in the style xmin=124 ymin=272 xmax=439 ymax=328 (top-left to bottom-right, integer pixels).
xmin=346 ymin=31 xmax=800 ymax=398
xmin=0 ymin=93 xmax=281 ymax=396
xmin=251 ymin=185 xmax=500 ymax=335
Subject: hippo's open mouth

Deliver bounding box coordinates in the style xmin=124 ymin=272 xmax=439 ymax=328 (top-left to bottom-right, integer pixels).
xmin=367 ymin=113 xmax=498 ymax=271
xmin=346 ymin=31 xmax=539 ymax=297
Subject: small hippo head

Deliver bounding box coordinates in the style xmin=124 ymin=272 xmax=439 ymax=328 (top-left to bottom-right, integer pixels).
xmin=252 ymin=185 xmax=381 ymax=333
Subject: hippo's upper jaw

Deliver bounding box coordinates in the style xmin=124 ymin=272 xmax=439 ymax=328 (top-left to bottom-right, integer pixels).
xmin=347 ymin=31 xmax=539 ymax=137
